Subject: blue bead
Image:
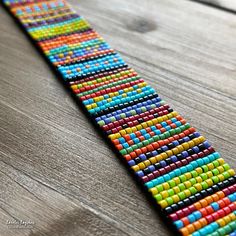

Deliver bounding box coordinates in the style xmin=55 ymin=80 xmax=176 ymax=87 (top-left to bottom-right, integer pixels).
xmin=174 ymin=220 xmax=183 ymax=229
xmin=139 ymin=154 xmax=147 ymax=161
xmin=188 ymin=214 xmax=195 ymax=223
xmin=160 ymin=161 xmax=167 ymax=167
xmin=193 ymin=211 xmax=202 ymax=220
xmin=128 ymin=160 xmax=135 ymax=166
xmin=211 ymin=202 xmax=220 ymax=211
xmin=193 ymin=146 xmax=200 ymax=153
xmin=145 ymin=181 xmax=153 ymax=189
xmin=149 ymin=165 xmax=155 ymax=172
xmin=181 ymin=151 xmax=188 ymax=158
xmin=203 ymin=141 xmax=211 ymax=148
xmin=135 ymin=171 xmax=144 ymax=178
xmin=170 ymin=155 xmax=178 ymax=162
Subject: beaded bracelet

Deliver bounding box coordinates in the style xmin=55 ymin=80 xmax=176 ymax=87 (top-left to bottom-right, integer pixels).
xmin=3 ymin=0 xmax=235 ymax=235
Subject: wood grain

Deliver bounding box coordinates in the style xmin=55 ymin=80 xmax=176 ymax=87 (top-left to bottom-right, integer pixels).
xmin=193 ymin=0 xmax=236 ymax=12
xmin=0 ymin=0 xmax=236 ymax=235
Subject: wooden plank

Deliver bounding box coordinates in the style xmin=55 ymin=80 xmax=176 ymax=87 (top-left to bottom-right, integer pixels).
xmin=193 ymin=0 xmax=236 ymax=12
xmin=0 ymin=0 xmax=236 ymax=235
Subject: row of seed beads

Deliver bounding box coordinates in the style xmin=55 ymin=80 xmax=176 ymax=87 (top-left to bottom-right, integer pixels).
xmin=4 ymin=0 xmax=235 ymax=235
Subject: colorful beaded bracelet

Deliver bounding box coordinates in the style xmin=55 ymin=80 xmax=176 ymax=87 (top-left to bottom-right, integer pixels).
xmin=3 ymin=0 xmax=235 ymax=235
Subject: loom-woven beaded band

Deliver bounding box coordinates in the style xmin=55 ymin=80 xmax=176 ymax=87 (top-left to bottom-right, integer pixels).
xmin=3 ymin=0 xmax=236 ymax=235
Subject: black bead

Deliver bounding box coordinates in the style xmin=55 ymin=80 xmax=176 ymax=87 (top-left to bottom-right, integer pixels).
xmin=178 ymin=138 xmax=184 ymax=144
xmin=176 ymin=154 xmax=182 ymax=160
xmin=165 ymin=158 xmax=172 ymax=165
xmin=163 ymin=207 xmax=172 ymax=215
xmin=177 ymin=201 xmax=185 ymax=209
xmin=106 ymin=130 xmax=112 ymax=135
xmin=198 ymin=143 xmax=205 ymax=151
xmin=157 ymin=148 xmax=162 ymax=154
xmin=206 ymin=188 xmax=214 ymax=195
xmin=187 ymin=149 xmax=194 ymax=155
xmin=143 ymin=168 xmax=151 ymax=175
xmin=189 ymin=195 xmax=197 ymax=203
xmin=212 ymin=185 xmax=220 ymax=192
xmin=167 ymin=143 xmax=175 ymax=149
xmin=135 ymin=157 xmax=142 ymax=163
xmin=154 ymin=162 xmax=161 ymax=169
xmin=146 ymin=152 xmax=153 ymax=158
xmin=189 ymin=133 xmax=195 ymax=139
xmin=171 ymin=204 xmax=179 ymax=212
xmin=138 ymin=118 xmax=143 ymax=124
xmin=183 ymin=198 xmax=191 ymax=206
xmin=195 ymin=193 xmax=202 ymax=201
xmin=201 ymin=190 xmax=208 ymax=197
xmin=122 ymin=124 xmax=128 ymax=129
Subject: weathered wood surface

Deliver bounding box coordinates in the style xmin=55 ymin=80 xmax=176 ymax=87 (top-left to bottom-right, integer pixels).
xmin=194 ymin=0 xmax=236 ymax=12
xmin=0 ymin=0 xmax=236 ymax=235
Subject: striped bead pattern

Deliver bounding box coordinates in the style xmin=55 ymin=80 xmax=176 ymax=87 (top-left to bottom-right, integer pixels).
xmin=3 ymin=0 xmax=236 ymax=235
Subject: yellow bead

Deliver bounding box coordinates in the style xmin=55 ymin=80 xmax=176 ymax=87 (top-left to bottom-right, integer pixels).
xmin=163 ymin=183 xmax=170 ymax=190
xmin=160 ymin=152 xmax=168 ymax=160
xmin=194 ymin=183 xmax=202 ymax=191
xmin=161 ymin=191 xmax=169 ymax=199
xmin=166 ymin=150 xmax=173 ymax=157
xmin=132 ymin=165 xmax=139 ymax=172
xmin=173 ymin=186 xmax=180 ymax=193
xmin=159 ymin=200 xmax=168 ymax=208
xmin=172 ymin=195 xmax=180 ymax=203
xmin=149 ymin=188 xmax=158 ymax=196
xmin=144 ymin=160 xmax=151 ymax=167
xmin=149 ymin=157 xmax=157 ymax=164
xmin=138 ymin=162 xmax=146 ymax=170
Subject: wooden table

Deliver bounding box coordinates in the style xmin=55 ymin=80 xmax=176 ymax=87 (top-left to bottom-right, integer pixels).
xmin=0 ymin=0 xmax=235 ymax=235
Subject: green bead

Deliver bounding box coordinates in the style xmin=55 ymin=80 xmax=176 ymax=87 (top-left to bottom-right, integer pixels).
xmin=159 ymin=134 xmax=165 ymax=140
xmin=179 ymin=175 xmax=187 ymax=182
xmin=189 ymin=187 xmax=197 ymax=194
xmin=189 ymin=178 xmax=197 ymax=185
xmin=126 ymin=147 xmax=133 ymax=153
xmin=223 ymin=163 xmax=230 ymax=170
xmin=212 ymin=160 xmax=220 ymax=167
xmin=120 ymin=149 xmax=127 ymax=155
xmin=166 ymin=197 xmax=174 ymax=205
xmin=154 ymin=194 xmax=162 ymax=202
xmin=202 ymin=166 xmax=208 ymax=172
xmin=223 ymin=172 xmax=230 ymax=179
xmin=97 ymin=120 xmax=105 ymax=126
xmin=212 ymin=169 xmax=219 ymax=175
xmin=200 ymin=173 xmax=207 ymax=180
xmin=178 ymin=192 xmax=185 ymax=200
xmin=153 ymin=135 xmax=159 ymax=141
xmin=201 ymin=182 xmax=208 ymax=189
xmin=179 ymin=183 xmax=185 ymax=191
xmin=169 ymin=129 xmax=175 ymax=135
xmin=167 ymin=189 xmax=175 ymax=196
xmin=169 ymin=180 xmax=176 ymax=188
xmin=137 ymin=142 xmax=143 ymax=148
xmin=156 ymin=185 xmax=164 ymax=192
xmin=175 ymin=127 xmax=181 ymax=134
xmin=191 ymin=171 xmax=198 ymax=178
xmin=164 ymin=132 xmax=170 ymax=138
